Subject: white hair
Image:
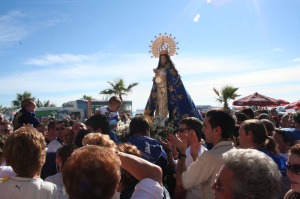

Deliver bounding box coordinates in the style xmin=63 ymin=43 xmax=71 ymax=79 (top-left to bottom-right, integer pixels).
xmin=223 ymin=148 xmax=281 ymax=199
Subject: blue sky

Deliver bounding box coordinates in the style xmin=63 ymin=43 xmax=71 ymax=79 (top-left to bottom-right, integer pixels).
xmin=0 ymin=0 xmax=299 ymax=111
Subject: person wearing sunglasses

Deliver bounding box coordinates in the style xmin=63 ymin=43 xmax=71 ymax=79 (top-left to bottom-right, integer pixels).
xmin=161 ymin=117 xmax=206 ymax=199
xmin=175 ymin=109 xmax=235 ymax=199
xmin=0 ymin=121 xmax=13 ymax=136
xmin=212 ymin=148 xmax=281 ymax=199
xmin=284 ymin=144 xmax=300 ymax=199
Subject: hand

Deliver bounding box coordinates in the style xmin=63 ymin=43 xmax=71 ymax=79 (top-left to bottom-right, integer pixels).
xmin=159 ymin=138 xmax=171 ymax=151
xmin=190 ymin=132 xmax=201 ymax=161
xmin=168 ymin=134 xmax=179 ymax=155
xmin=175 ymin=133 xmax=188 ymax=154
xmin=168 ymin=134 xmax=176 ymax=148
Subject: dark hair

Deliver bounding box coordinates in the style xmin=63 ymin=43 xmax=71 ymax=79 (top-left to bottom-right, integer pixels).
xmin=241 ymin=108 xmax=255 ymax=119
xmin=294 ymin=112 xmax=300 ymax=125
xmin=109 ymin=96 xmax=122 ymax=105
xmin=241 ymin=119 xmax=267 ymax=146
xmin=206 ymin=109 xmax=235 ymax=139
xmin=129 ymin=116 xmax=150 ymax=136
xmin=275 ymin=129 xmax=291 ymax=144
xmin=21 ymin=98 xmax=35 ymax=109
xmin=258 ymin=113 xmax=271 ymax=120
xmin=57 ymin=144 xmax=77 ymax=167
xmin=157 ymin=54 xmax=178 ymax=74
xmin=74 ymin=129 xmax=90 ymax=148
xmin=260 ymin=109 xmax=269 ymax=115
xmin=261 ymin=119 xmax=275 ymax=133
xmin=47 ymin=121 xmax=56 ymax=131
xmin=236 ymin=113 xmax=247 ymax=123
xmin=265 ymin=136 xmax=279 ymax=154
xmin=180 ymin=117 xmax=203 ymax=140
xmin=85 ymin=114 xmax=110 ymax=134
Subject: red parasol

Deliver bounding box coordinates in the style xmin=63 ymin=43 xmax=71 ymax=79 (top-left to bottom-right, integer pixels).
xmin=277 ymin=99 xmax=290 ymax=106
xmin=285 ymin=100 xmax=300 ymax=109
xmin=232 ymin=92 xmax=280 ymax=106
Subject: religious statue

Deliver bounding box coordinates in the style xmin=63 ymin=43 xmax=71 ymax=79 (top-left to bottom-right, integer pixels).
xmin=144 ymin=33 xmax=202 ymax=127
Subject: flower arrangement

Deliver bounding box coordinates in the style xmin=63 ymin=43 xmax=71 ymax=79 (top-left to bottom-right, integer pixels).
xmin=115 ymin=115 xmax=131 ymax=142
xmin=149 ymin=116 xmax=177 ymax=140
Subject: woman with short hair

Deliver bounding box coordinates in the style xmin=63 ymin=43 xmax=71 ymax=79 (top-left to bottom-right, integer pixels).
xmin=212 ymin=148 xmax=281 ymax=199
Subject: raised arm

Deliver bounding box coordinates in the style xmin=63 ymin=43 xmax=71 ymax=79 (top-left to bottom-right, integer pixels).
xmin=117 ymin=151 xmax=163 ymax=185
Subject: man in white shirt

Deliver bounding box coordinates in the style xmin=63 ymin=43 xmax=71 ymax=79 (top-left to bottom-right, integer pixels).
xmin=161 ymin=117 xmax=206 ymax=199
xmin=175 ymin=109 xmax=235 ymax=199
xmin=46 ymin=121 xmax=63 ymax=152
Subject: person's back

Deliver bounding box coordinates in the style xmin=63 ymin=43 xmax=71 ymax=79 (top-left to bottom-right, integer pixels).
xmin=127 ymin=116 xmax=168 ymax=175
xmin=0 ymin=177 xmax=64 ymax=199
xmin=0 ymin=126 xmax=66 ymax=199
xmin=85 ymin=114 xmax=120 ymax=144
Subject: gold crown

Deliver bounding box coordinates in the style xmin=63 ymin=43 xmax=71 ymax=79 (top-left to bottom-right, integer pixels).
xmin=149 ymin=33 xmax=179 ymax=58
xmin=160 ymin=49 xmax=169 ymax=55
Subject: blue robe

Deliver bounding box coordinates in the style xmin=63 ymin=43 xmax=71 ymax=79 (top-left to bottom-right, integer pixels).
xmin=144 ymin=65 xmax=203 ymax=126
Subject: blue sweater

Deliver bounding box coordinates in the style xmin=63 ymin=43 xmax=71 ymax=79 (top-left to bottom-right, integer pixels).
xmin=13 ymin=109 xmax=40 ymax=130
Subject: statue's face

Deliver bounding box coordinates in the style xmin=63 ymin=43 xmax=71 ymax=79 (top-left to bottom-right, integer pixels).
xmin=160 ymin=55 xmax=167 ymax=65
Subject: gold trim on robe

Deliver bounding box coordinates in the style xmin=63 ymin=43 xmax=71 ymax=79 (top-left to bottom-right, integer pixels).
xmin=155 ymin=66 xmax=168 ymax=119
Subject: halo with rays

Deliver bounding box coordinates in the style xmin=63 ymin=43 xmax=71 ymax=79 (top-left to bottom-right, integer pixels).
xmin=149 ymin=33 xmax=179 ymax=58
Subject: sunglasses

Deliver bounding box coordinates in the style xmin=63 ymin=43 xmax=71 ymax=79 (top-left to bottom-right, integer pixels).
xmin=286 ymin=162 xmax=300 ymax=174
xmin=177 ymin=128 xmax=191 ymax=133
xmin=0 ymin=129 xmax=12 ymax=133
xmin=55 ymin=127 xmax=65 ymax=131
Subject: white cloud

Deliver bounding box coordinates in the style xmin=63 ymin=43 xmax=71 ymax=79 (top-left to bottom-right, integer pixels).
xmin=24 ymin=53 xmax=108 ymax=66
xmin=293 ymin=58 xmax=300 ymax=62
xmin=193 ymin=14 xmax=200 ymax=22
xmin=206 ymin=0 xmax=212 ymax=3
xmin=0 ymin=11 xmax=29 ymax=44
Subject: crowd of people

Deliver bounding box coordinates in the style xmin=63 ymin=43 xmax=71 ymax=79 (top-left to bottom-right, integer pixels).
xmin=0 ymin=96 xmax=300 ymax=199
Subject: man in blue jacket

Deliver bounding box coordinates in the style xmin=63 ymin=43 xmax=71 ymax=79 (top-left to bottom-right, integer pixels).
xmin=127 ymin=116 xmax=168 ymax=175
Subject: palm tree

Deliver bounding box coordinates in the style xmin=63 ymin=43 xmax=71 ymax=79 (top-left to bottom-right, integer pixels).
xmin=100 ymin=78 xmax=139 ymax=102
xmin=12 ymin=91 xmax=35 ymax=109
xmin=36 ymin=99 xmax=56 ymax=108
xmin=81 ymin=95 xmax=93 ymax=100
xmin=0 ymin=105 xmax=13 ymax=113
xmin=213 ymin=85 xmax=240 ymax=110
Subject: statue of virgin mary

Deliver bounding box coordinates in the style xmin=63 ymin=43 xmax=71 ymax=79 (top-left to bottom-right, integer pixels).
xmin=144 ymin=34 xmax=203 ymax=127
